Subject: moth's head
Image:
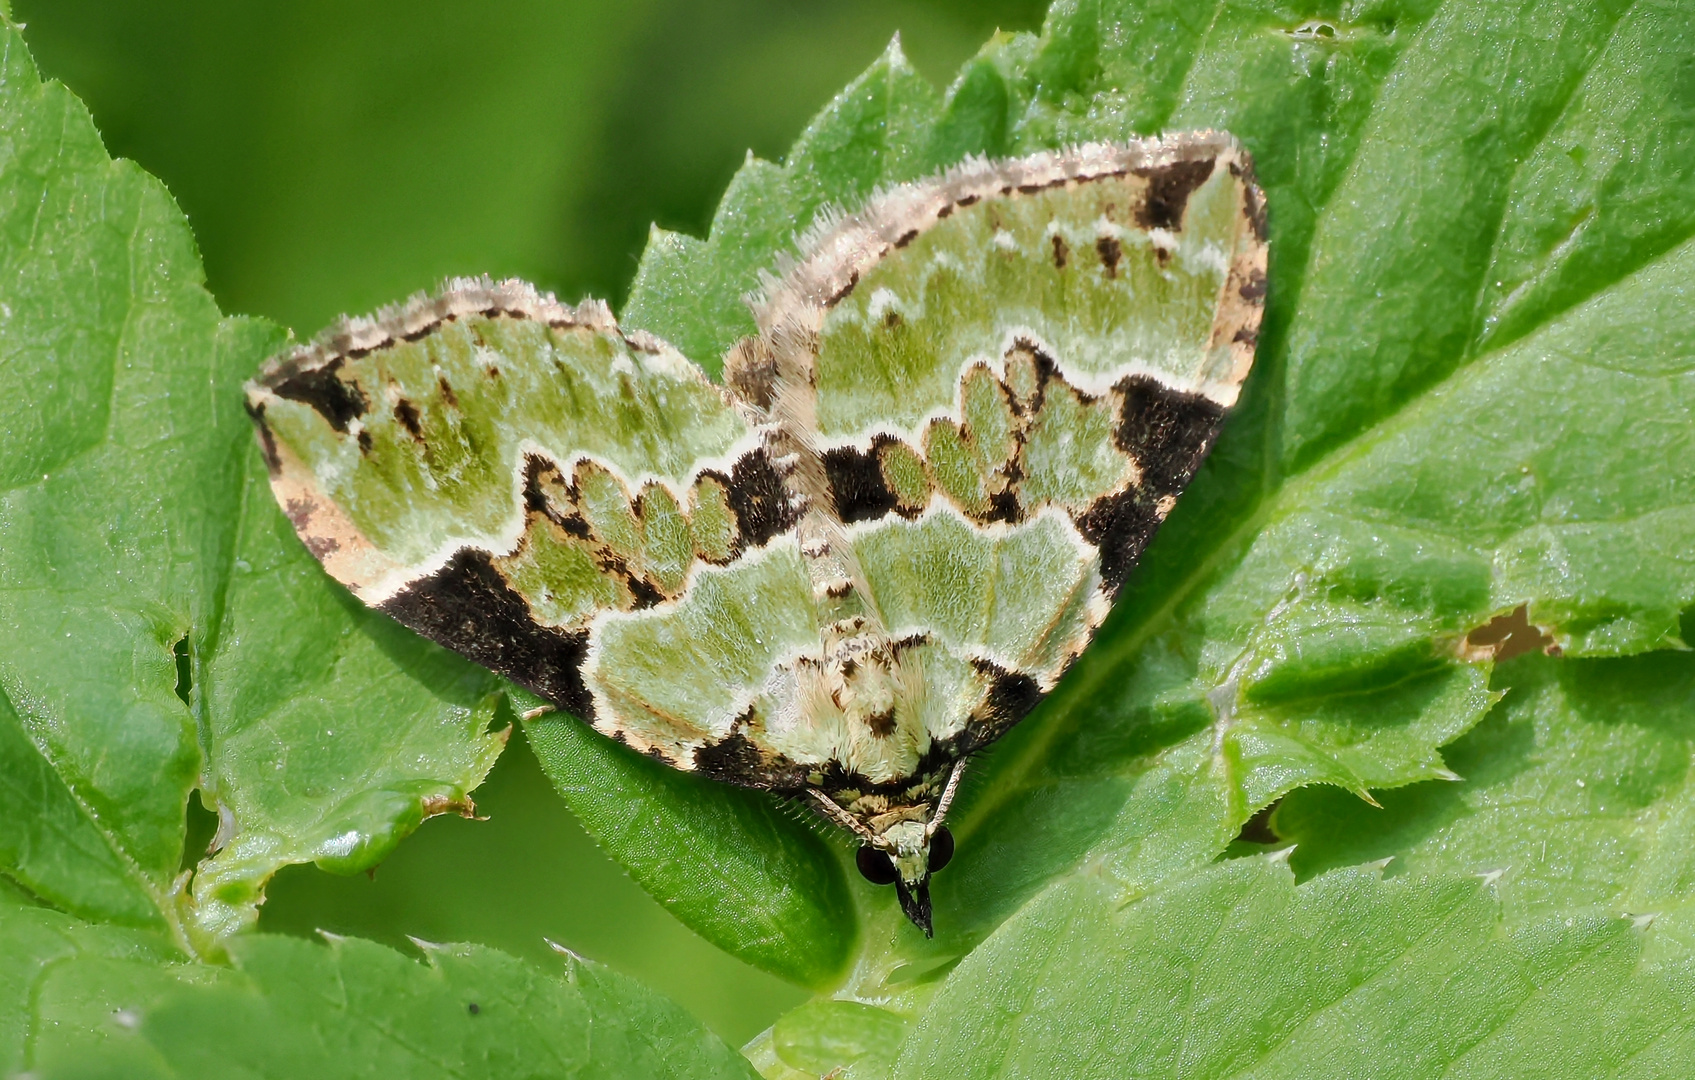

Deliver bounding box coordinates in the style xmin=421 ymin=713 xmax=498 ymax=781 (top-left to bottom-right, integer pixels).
xmin=855 ymin=819 xmax=955 ymax=937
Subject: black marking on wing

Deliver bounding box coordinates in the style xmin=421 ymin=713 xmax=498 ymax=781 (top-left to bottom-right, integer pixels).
xmin=964 ymin=657 xmax=1044 ymax=747
xmin=692 ymin=731 xmax=809 ymax=790
xmin=1074 ymin=491 xmax=1165 ymax=594
xmin=246 ymin=399 xmax=283 ymax=475
xmin=1113 ymin=374 xmax=1225 ymax=495
xmin=1236 ymin=160 xmax=1269 ymax=242
xmin=821 ymin=440 xmax=900 ymax=524
xmin=266 ymin=358 xmax=369 ymax=433
xmin=1096 ymin=235 xmax=1123 ymax=277
xmin=521 ymin=455 xmax=591 ymax=539
xmin=724 ymin=446 xmax=799 ymax=551
xmin=1239 ymin=268 xmax=1268 ymax=303
xmin=1076 ymin=374 xmax=1228 ymax=592
xmin=380 ymin=549 xmax=594 ymax=720
xmin=1132 ymin=157 xmax=1217 ymax=231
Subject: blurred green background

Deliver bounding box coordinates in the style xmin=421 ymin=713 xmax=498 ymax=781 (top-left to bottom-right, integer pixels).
xmin=17 ymin=0 xmax=1046 ymax=1046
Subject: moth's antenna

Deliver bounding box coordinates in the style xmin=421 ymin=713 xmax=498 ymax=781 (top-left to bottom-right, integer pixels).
xmin=808 ymin=789 xmax=880 ymax=845
xmin=928 ymin=758 xmax=968 ymax=836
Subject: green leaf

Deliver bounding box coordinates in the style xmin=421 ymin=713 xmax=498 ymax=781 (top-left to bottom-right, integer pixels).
xmin=1279 ymin=650 xmax=1695 ymax=942
xmin=0 ymin=18 xmax=274 ymax=933
xmin=188 ymin=453 xmax=508 ymax=943
xmin=0 ymin=16 xmax=505 ymax=948
xmin=898 ymin=856 xmax=1695 ymax=1078
xmin=0 ymin=884 xmax=755 ymax=1079
xmin=526 ymin=710 xmax=855 ymax=988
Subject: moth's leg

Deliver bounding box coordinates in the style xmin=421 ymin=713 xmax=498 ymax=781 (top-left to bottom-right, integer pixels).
xmin=520 ymin=704 xmax=558 ymax=721
xmin=928 ymin=757 xmax=969 ymax=835
xmin=808 ymin=788 xmax=882 ymax=846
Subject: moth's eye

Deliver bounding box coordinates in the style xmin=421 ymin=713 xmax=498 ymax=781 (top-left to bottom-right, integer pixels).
xmin=856 ymin=845 xmax=898 ymax=885
xmin=928 ymin=826 xmax=955 ymax=873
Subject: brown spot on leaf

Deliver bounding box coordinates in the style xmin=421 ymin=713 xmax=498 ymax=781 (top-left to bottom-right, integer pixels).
xmin=1051 ymin=234 xmax=1069 ymax=269
xmin=1463 ymin=605 xmax=1561 ymax=661
xmin=437 ymin=376 xmax=459 ymax=408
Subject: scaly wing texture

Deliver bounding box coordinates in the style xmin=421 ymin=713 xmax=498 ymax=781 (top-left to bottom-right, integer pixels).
xmin=608 ymin=135 xmax=1268 ymax=792
xmin=245 ymin=278 xmax=803 ymax=764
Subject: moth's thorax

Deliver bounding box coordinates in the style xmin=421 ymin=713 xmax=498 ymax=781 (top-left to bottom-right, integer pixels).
xmin=782 ymin=620 xmax=930 ymax=784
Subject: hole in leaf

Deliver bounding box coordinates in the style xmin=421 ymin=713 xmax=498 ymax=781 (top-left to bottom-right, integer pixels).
xmin=1284 ymin=19 xmax=1339 ymax=40
xmin=172 ymin=634 xmax=192 ymax=707
xmin=1236 ymin=799 xmax=1281 ymax=846
xmin=1222 ymin=799 xmax=1285 ymax=860
xmin=179 ymin=789 xmax=219 ymax=874
xmin=1463 ymin=605 xmax=1560 ymax=662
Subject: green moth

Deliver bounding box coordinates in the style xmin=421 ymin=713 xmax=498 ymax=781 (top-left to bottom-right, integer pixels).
xmin=246 ymin=133 xmax=1267 ymax=935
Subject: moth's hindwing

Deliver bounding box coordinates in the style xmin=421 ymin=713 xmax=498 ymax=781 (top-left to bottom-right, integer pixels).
xmin=247 ymin=134 xmax=1267 ymax=808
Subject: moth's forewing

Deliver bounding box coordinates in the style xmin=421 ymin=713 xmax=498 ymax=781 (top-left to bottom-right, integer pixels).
xmin=716 ymin=135 xmax=1268 ymax=775
xmin=245 ymin=280 xmax=794 ymax=760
